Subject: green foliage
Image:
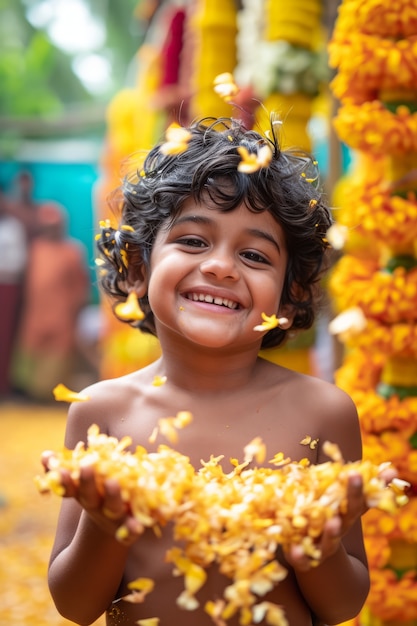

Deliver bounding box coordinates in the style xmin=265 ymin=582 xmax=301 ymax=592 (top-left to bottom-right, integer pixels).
xmin=0 ymin=0 xmax=142 ymax=119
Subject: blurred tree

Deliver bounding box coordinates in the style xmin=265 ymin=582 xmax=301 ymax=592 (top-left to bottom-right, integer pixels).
xmin=0 ymin=0 xmax=143 ymax=148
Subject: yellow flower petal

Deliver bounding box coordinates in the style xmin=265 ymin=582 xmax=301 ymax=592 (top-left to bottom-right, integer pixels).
xmin=326 ymin=223 xmax=349 ymax=250
xmin=152 ymin=375 xmax=167 ymax=387
xmin=160 ymin=123 xmax=192 ymax=155
xmin=165 ymin=122 xmax=192 ymax=143
xmin=114 ymin=292 xmax=145 ymax=321
xmin=128 ymin=578 xmax=155 ymax=593
xmin=244 ymin=437 xmax=266 ymax=464
xmin=137 ymin=619 xmax=159 ymax=626
xmin=160 ymin=141 xmax=189 ymax=155
xmin=213 ymin=72 xmax=239 ymax=101
xmin=52 ymin=383 xmax=90 ymax=403
xmin=253 ymin=313 xmax=288 ymax=332
xmin=328 ymin=307 xmax=367 ymax=341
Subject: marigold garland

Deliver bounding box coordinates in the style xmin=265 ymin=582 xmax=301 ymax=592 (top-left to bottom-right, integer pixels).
xmin=331 ymin=0 xmax=417 ymax=39
xmin=333 ymin=101 xmax=417 ymax=155
xmin=335 ymin=184 xmax=417 ymax=250
xmin=329 ymin=35 xmax=417 ymax=102
xmin=329 ymin=1 xmax=417 ymax=622
xmin=329 ymin=256 xmax=417 ymax=324
xmin=339 ymin=320 xmax=417 ymax=357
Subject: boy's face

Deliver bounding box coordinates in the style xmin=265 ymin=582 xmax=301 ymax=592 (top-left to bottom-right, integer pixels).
xmin=146 ymin=199 xmax=289 ymax=351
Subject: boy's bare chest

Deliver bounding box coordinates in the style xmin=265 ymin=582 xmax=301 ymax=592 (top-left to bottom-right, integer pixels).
xmin=110 ymin=382 xmax=318 ymax=470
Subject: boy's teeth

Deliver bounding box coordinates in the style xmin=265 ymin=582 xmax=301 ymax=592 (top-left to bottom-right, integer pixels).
xmin=188 ymin=293 xmax=237 ymax=309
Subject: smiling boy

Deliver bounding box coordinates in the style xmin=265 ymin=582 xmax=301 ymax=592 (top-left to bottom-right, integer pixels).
xmin=47 ymin=117 xmax=371 ymax=626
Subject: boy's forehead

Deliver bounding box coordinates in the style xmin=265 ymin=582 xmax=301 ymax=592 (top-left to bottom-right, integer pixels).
xmin=171 ymin=199 xmax=285 ymax=239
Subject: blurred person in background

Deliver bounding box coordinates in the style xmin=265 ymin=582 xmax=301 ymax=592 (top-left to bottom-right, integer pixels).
xmin=7 ymin=170 xmax=42 ymax=243
xmin=0 ymin=187 xmax=28 ymax=398
xmin=11 ymin=201 xmax=91 ymax=402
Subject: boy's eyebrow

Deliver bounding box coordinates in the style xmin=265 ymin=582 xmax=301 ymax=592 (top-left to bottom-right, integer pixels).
xmin=170 ymin=214 xmax=212 ymax=228
xmin=247 ymin=228 xmax=282 ymax=254
xmin=171 ymin=215 xmax=282 ymax=254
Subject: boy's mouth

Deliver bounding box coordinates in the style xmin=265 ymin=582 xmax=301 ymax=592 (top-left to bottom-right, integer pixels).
xmin=184 ymin=292 xmax=239 ymax=310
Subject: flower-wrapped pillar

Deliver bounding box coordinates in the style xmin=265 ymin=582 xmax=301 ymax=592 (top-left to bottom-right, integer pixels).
xmin=328 ymin=1 xmax=417 ymax=623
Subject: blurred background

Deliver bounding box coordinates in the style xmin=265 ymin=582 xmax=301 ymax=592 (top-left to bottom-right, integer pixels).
xmin=7 ymin=2 xmax=413 ymax=626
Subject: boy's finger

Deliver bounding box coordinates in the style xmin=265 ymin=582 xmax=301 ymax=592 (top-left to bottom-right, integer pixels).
xmin=78 ymin=465 xmax=101 ymax=510
xmin=346 ymin=473 xmax=366 ymax=517
xmin=102 ymin=479 xmax=126 ymax=520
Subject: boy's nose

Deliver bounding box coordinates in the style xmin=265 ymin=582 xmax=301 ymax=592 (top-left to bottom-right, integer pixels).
xmin=199 ymin=249 xmax=239 ymax=280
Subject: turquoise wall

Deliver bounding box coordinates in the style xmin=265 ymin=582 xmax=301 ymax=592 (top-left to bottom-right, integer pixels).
xmin=0 ymin=159 xmax=100 ymax=303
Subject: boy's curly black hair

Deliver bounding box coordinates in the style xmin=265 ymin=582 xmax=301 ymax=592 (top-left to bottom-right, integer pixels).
xmin=97 ymin=116 xmax=332 ymax=349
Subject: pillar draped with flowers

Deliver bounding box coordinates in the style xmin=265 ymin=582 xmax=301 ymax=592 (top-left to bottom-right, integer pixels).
xmin=328 ymin=1 xmax=417 ymax=624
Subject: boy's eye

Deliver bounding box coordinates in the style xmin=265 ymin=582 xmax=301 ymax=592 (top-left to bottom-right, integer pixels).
xmin=241 ymin=250 xmax=269 ymax=264
xmin=178 ymin=237 xmax=207 ymax=248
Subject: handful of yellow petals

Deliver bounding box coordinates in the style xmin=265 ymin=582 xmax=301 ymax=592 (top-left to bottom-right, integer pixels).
xmin=36 ymin=423 xmax=408 ymax=626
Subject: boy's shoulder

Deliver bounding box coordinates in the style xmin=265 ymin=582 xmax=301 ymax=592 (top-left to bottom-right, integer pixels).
xmin=260 ymin=358 xmax=353 ymax=403
xmin=65 ymin=366 xmax=156 ymax=441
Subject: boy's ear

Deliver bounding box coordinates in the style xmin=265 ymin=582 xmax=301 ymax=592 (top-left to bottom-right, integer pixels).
xmin=126 ymin=261 xmax=149 ymax=298
xmin=278 ymin=304 xmax=294 ymax=329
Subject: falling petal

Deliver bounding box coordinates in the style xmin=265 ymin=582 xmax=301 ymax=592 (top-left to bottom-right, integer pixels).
xmin=160 ymin=141 xmax=189 ymax=155
xmin=152 ymin=375 xmax=167 ymax=387
xmin=114 ymin=292 xmax=145 ymax=321
xmin=237 ymin=145 xmax=273 ymax=174
xmin=244 ymin=437 xmax=266 ymax=464
xmin=326 ymin=223 xmax=349 ymax=250
xmin=120 ymin=249 xmax=128 ymax=268
xmin=158 ymin=418 xmax=179 ymax=444
xmin=213 ymin=72 xmax=239 ymax=101
xmin=165 ymin=122 xmax=192 ymax=143
xmin=254 ymin=313 xmax=288 ymax=332
xmin=237 ymin=146 xmax=259 ymax=173
xmin=52 ymin=383 xmax=90 ymax=403
xmin=122 ymin=577 xmax=155 ymax=602
xmin=256 ymin=145 xmax=273 ymax=168
xmin=173 ymin=411 xmax=193 ymax=429
xmin=328 ymin=307 xmax=367 ymax=340
xmin=137 ymin=619 xmax=159 ymax=626
xmin=160 ymin=123 xmax=192 ymax=155
xmin=184 ymin=562 xmax=207 ymax=595
xmin=148 ymin=426 xmax=158 ymax=443
xmin=128 ymin=578 xmax=155 ymax=593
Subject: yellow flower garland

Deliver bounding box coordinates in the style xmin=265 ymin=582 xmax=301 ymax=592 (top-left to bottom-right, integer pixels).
xmin=329 ymin=256 xmax=417 ymax=324
xmin=331 ymin=0 xmax=417 ymax=39
xmin=329 ymin=1 xmax=417 ymax=621
xmin=329 ymin=34 xmax=417 ymax=101
xmin=333 ymin=101 xmax=417 ymax=155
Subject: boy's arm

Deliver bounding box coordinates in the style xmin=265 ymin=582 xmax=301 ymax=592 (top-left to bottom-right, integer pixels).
xmin=289 ymin=384 xmax=370 ymax=625
xmin=290 ymin=512 xmax=369 ymax=625
xmin=47 ymin=396 xmax=140 ymax=625
xmin=49 ymin=500 xmax=130 ymax=625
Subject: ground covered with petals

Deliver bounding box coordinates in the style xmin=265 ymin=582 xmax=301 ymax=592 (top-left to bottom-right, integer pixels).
xmin=0 ymin=402 xmax=105 ymax=626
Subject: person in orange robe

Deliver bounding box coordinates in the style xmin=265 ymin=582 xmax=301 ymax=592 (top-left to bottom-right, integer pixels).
xmin=12 ymin=202 xmax=90 ymax=401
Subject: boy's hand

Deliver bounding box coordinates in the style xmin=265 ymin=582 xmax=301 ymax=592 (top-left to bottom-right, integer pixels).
xmin=284 ymin=469 xmax=395 ymax=572
xmin=41 ymin=452 xmax=144 ymax=545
